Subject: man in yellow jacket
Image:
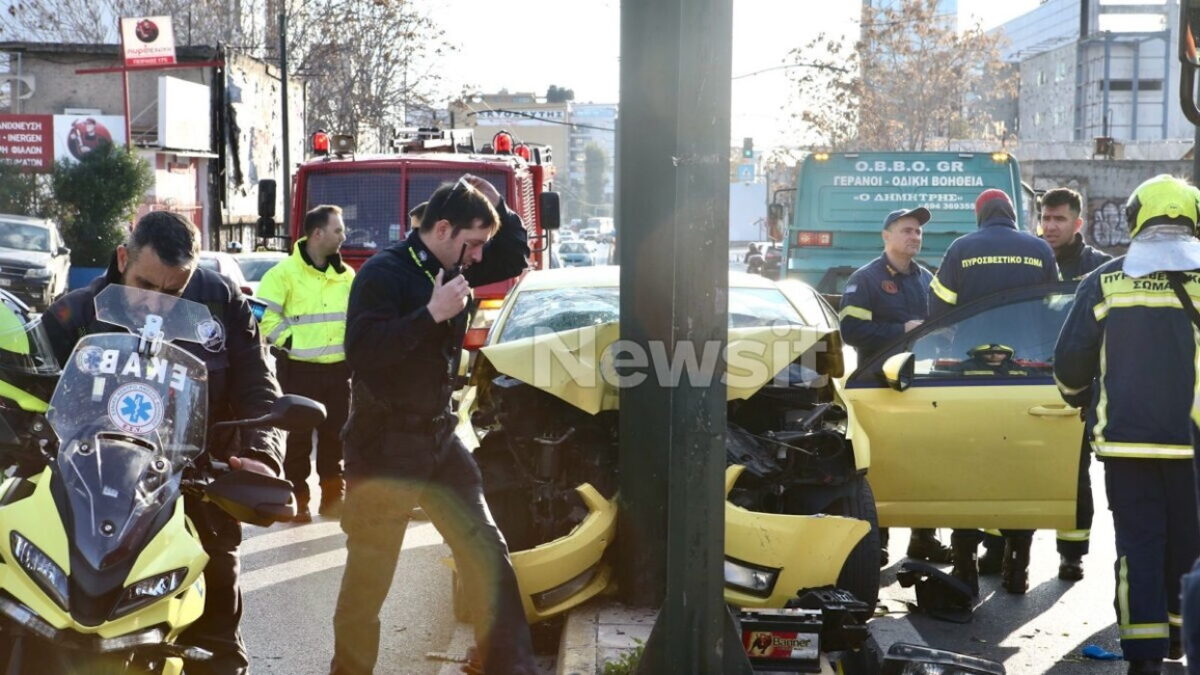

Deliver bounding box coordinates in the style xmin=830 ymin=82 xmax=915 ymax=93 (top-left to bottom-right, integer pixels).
xmin=257 ymin=205 xmax=354 ymax=521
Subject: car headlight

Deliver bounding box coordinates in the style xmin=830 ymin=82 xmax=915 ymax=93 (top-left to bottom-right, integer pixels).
xmin=531 ymin=564 xmax=601 ymax=611
xmin=882 ymin=643 xmax=1006 ymax=675
xmin=10 ymin=532 xmax=69 ymax=610
xmin=23 ymin=268 xmax=51 ymax=280
xmin=723 ymin=557 xmax=779 ymax=597
xmin=111 ymin=568 xmax=188 ymax=619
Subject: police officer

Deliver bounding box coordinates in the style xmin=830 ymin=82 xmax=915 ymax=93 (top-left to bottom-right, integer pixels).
xmin=42 ymin=211 xmax=283 ymax=675
xmin=1039 ymin=187 xmax=1112 ymax=583
xmin=330 ymin=175 xmax=537 ymax=675
xmin=929 ymin=188 xmax=1058 ymax=595
xmin=257 ymin=204 xmax=354 ymax=521
xmin=1055 ymin=175 xmax=1200 ymax=674
xmin=839 ymin=206 xmax=950 ymax=565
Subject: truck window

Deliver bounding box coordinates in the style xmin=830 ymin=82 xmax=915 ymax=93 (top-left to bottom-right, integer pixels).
xmin=405 ymin=170 xmax=510 ymax=225
xmin=306 ymin=170 xmax=401 ymax=251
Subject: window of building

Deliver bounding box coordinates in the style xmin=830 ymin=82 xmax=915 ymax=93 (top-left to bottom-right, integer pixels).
xmin=1099 ymin=79 xmax=1163 ymax=92
xmin=1034 ymin=112 xmax=1043 ymax=127
xmin=1037 ymin=70 xmax=1047 ymax=86
xmin=1055 ymin=62 xmax=1068 ymax=82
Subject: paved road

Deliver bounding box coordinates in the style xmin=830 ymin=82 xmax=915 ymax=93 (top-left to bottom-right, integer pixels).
xmin=872 ymin=458 xmax=1188 ymax=674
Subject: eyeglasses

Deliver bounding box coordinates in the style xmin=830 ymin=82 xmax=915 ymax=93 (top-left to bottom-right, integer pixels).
xmin=427 ymin=177 xmax=477 ymax=222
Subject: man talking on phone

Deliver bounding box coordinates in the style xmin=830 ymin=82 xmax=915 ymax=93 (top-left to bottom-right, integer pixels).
xmin=330 ymin=176 xmax=537 ymax=675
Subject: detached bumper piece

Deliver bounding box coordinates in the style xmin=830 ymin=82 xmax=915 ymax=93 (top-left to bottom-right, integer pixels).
xmin=882 ymin=642 xmax=1005 ymax=674
xmin=738 ymin=608 xmax=823 ymax=673
xmin=0 ymin=593 xmax=211 ymax=660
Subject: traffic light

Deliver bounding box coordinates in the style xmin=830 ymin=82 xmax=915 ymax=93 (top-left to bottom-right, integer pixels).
xmin=742 ymin=137 xmax=754 ymax=159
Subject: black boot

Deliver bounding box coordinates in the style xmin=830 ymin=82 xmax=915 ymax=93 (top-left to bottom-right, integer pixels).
xmin=907 ymin=529 xmax=953 ymax=564
xmin=1127 ymin=659 xmax=1163 ymax=674
xmin=978 ymin=535 xmax=1003 ymax=576
xmin=293 ymin=493 xmax=312 ymax=523
xmin=1001 ymin=537 xmax=1031 ymax=594
xmin=1169 ymin=626 xmax=1183 ymax=660
xmin=1058 ymin=554 xmax=1084 ymax=582
xmin=319 ymin=478 xmax=345 ymax=519
xmin=950 ymin=539 xmax=979 ymax=596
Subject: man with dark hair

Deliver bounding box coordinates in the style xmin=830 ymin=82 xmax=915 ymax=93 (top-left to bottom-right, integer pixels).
xmin=1040 ymin=187 xmax=1111 ymax=281
xmin=409 ymin=201 xmax=428 ymax=231
xmin=42 ymin=210 xmax=283 ymax=675
xmin=330 ymin=175 xmax=536 ymax=675
xmin=1037 ymin=187 xmax=1113 ymax=584
xmin=839 ymin=206 xmax=950 ymax=566
xmin=257 ymin=204 xmax=354 ymax=521
xmin=929 ymin=188 xmax=1059 ymax=596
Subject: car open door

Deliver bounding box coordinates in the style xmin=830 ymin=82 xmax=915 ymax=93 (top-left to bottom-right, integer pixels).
xmin=842 ymin=283 xmax=1084 ymax=530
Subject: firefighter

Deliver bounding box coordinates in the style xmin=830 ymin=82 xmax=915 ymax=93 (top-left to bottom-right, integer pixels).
xmin=955 ymin=343 xmax=1027 ymax=376
xmin=1055 ymin=174 xmax=1200 ymax=674
xmin=929 ymin=188 xmax=1058 ymax=595
xmin=330 ymin=175 xmax=537 ymax=675
xmin=1039 ymin=187 xmax=1113 ymax=583
xmin=839 ymin=206 xmax=950 ymax=565
xmin=42 ymin=211 xmax=283 ymax=674
xmin=257 ymin=205 xmax=354 ymax=521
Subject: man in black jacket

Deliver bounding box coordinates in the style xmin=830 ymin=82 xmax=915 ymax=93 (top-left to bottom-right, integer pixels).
xmin=42 ymin=211 xmax=284 ymax=675
xmin=330 ymin=175 xmax=537 ymax=675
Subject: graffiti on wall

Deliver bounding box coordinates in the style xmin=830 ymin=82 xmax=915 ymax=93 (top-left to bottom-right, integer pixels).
xmin=1086 ymin=199 xmax=1130 ymax=249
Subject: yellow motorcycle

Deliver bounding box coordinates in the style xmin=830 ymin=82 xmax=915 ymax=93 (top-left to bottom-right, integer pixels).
xmin=0 ymin=286 xmax=322 ymax=673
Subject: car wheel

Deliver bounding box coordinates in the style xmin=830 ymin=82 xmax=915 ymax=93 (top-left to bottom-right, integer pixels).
xmin=834 ymin=475 xmax=881 ymax=607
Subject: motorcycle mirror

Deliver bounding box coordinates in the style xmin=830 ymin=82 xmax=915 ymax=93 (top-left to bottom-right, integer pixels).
xmin=211 ymin=395 xmax=327 ymax=434
xmin=205 ymin=469 xmax=297 ymax=526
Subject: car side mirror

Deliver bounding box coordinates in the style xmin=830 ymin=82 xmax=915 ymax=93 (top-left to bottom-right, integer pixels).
xmin=57 ymin=246 xmax=70 ymax=257
xmin=539 ymin=191 xmax=561 ymax=230
xmin=881 ymin=352 xmax=915 ymax=392
xmin=211 ymin=394 xmax=327 ymax=433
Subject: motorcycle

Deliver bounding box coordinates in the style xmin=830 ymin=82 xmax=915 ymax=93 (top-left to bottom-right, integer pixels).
xmin=0 ymin=285 xmax=324 ymax=674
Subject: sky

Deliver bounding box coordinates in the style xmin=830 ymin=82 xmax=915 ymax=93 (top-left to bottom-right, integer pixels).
xmin=420 ymin=0 xmax=1043 ymax=148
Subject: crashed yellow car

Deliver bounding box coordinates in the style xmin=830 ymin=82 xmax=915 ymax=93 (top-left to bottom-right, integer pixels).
xmin=462 ymin=266 xmax=877 ymax=623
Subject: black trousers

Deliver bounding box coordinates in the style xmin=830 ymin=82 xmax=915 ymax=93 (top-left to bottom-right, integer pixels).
xmin=180 ymin=495 xmax=246 ymax=675
xmin=330 ymin=419 xmax=536 ymax=675
xmin=1056 ymin=433 xmax=1094 ymax=558
xmin=280 ymin=360 xmax=349 ymax=498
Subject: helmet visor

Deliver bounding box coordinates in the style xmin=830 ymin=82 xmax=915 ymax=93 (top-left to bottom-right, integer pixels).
xmin=0 ymin=313 xmax=60 ymax=376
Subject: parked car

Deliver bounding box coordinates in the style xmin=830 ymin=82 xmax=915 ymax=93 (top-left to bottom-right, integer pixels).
xmin=558 ymin=241 xmax=598 ymax=267
xmin=461 ymin=267 xmax=874 ymax=622
xmin=579 ymin=227 xmax=600 ymax=241
xmin=0 ymin=214 xmax=70 ymax=310
xmin=198 ymin=250 xmax=252 ymax=295
xmin=842 ymin=281 xmax=1083 ymax=531
xmin=232 ymin=251 xmax=287 ymax=295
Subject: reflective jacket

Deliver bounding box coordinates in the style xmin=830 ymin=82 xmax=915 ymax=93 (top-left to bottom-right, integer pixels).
xmin=1054 ymin=232 xmax=1113 ymax=281
xmin=1054 ymin=258 xmax=1200 ymax=460
xmin=839 ymin=253 xmax=933 ymax=360
xmin=257 ymin=239 xmax=355 ymax=364
xmin=929 ymin=218 xmax=1058 ymax=318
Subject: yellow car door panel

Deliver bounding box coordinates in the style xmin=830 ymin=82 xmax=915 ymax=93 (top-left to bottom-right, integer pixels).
xmin=844 ymin=283 xmax=1084 ymax=530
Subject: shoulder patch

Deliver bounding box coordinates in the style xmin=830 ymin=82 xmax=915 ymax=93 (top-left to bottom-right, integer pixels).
xmin=844 ymin=283 xmax=858 ymax=294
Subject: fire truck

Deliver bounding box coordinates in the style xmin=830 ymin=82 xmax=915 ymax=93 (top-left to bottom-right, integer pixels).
xmin=266 ymin=127 xmax=560 ymax=350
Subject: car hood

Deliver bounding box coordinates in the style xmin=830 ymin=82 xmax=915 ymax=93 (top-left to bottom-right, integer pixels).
xmin=479 ymin=322 xmax=837 ymax=415
xmin=0 ymin=249 xmax=50 ymax=268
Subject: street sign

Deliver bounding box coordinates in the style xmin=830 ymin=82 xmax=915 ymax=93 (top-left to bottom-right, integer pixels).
xmin=737 ymin=163 xmax=755 ymax=182
xmin=120 ymin=16 xmax=177 ymax=67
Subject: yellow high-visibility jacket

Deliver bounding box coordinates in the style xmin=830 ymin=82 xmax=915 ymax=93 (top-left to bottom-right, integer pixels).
xmin=256 ymin=239 xmax=354 ymax=364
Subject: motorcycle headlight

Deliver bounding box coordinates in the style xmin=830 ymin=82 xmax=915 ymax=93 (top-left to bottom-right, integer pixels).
xmin=723 ymin=557 xmax=780 ymax=598
xmin=881 ymin=643 xmax=1006 ymax=675
xmin=10 ymin=532 xmax=68 ymax=610
xmin=23 ymin=268 xmax=51 ymax=280
xmin=111 ymin=568 xmax=188 ymax=619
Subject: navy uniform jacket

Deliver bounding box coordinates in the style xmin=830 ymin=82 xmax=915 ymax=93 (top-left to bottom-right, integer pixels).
xmin=1054 ymin=258 xmax=1200 ymax=460
xmin=839 ymin=253 xmax=932 ymax=359
xmin=929 ymin=218 xmax=1058 ymax=318
xmin=42 ymin=258 xmax=285 ymax=473
xmin=1054 ymin=232 xmax=1112 ymax=281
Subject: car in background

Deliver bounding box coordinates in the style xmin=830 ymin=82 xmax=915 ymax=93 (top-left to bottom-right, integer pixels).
xmin=232 ymin=251 xmax=286 ymax=295
xmin=557 ymin=230 xmax=580 ymax=245
xmin=558 ymin=241 xmax=598 ymax=267
xmin=580 ymin=227 xmax=600 ymax=241
xmin=0 ymin=214 xmax=70 ymax=310
xmin=198 ymin=250 xmax=252 ymax=296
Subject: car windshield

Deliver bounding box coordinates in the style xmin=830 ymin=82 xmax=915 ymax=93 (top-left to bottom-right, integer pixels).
xmin=238 ymin=257 xmax=284 ymax=281
xmin=560 ymin=243 xmax=590 ymax=254
xmin=0 ymin=222 xmax=50 ymax=252
xmin=197 ymin=257 xmax=219 ymax=272
xmin=498 ymin=286 xmax=806 ymax=342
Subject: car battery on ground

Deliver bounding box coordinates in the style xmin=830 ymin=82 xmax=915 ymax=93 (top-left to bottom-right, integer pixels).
xmin=739 ymin=607 xmax=824 ymax=673
xmin=789 ymin=586 xmax=873 ymax=652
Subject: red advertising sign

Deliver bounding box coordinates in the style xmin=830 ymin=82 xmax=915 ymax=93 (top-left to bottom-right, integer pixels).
xmin=121 ymin=16 xmax=177 ymax=68
xmin=0 ymin=114 xmax=54 ymax=172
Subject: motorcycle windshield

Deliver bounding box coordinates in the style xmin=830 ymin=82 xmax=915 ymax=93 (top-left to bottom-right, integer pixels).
xmin=47 ymin=289 xmax=209 ymax=571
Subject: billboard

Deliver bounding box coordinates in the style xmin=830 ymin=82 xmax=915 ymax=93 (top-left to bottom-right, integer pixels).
xmin=0 ymin=114 xmax=54 ymax=172
xmin=121 ymin=16 xmax=177 ymax=67
xmin=158 ymin=76 xmax=211 ymax=150
xmin=53 ymin=115 xmax=127 ymax=164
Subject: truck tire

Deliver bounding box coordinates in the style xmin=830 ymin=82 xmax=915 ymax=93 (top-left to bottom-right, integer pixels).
xmin=834 ymin=475 xmax=881 ymax=608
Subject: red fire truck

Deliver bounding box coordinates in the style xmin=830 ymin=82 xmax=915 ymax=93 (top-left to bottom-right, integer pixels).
xmin=278 ymin=127 xmax=560 ymax=349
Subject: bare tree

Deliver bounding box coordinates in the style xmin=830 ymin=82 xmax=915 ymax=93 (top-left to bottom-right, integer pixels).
xmin=787 ymin=0 xmax=1015 ymax=151
xmin=0 ymin=0 xmax=454 ymax=144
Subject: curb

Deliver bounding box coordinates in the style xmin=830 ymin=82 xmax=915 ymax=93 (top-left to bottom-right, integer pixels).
xmin=556 ymin=604 xmax=599 ymax=675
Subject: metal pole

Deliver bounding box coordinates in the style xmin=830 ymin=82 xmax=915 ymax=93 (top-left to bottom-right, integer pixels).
xmin=617 ymin=0 xmax=749 ymax=671
xmin=279 ymin=11 xmax=291 ymax=239
xmin=118 ymin=18 xmax=131 ymax=148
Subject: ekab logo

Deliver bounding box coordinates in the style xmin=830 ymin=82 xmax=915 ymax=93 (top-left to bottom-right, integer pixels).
xmin=107 ymin=382 xmax=165 ymax=435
